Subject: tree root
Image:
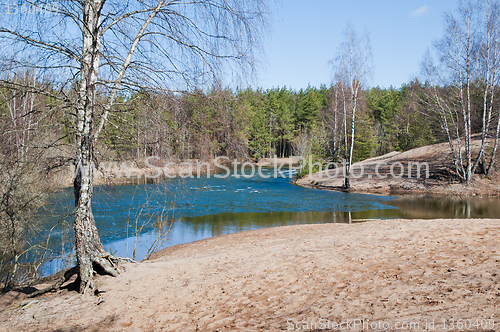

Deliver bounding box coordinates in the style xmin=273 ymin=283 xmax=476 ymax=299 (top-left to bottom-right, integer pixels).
xmin=27 ymin=266 xmax=78 ymax=298
xmin=107 ymin=255 xmax=137 ymax=263
xmin=26 ymin=254 xmax=130 ymax=297
xmin=95 ymin=256 xmax=118 ymax=278
xmin=79 ymin=254 xmax=122 ymax=294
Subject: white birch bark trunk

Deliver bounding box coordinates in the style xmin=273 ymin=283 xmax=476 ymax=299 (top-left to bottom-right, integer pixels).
xmin=74 ymin=0 xmax=117 ymax=293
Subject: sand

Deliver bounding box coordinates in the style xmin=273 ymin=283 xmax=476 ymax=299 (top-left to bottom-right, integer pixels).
xmin=1 ymin=218 xmax=500 ymax=331
xmin=296 ymin=140 xmax=500 ymax=197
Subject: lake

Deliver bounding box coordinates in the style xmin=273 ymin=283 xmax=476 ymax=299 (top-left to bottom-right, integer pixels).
xmin=38 ymin=167 xmax=500 ymax=275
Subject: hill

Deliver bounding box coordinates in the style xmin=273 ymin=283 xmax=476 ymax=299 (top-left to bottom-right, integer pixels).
xmin=297 ymin=138 xmax=500 ymax=196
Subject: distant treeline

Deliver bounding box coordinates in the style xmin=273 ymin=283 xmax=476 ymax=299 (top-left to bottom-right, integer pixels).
xmin=91 ymin=81 xmax=444 ymax=163
xmin=2 ymin=78 xmax=494 ymax=164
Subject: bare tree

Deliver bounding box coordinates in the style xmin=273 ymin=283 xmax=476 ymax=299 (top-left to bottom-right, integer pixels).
xmin=0 ymin=72 xmax=56 ymax=288
xmin=293 ymin=128 xmax=311 ymax=158
xmin=1 ymin=0 xmax=268 ymax=293
xmin=422 ymin=0 xmax=500 ymax=184
xmin=481 ymin=0 xmax=500 ymax=176
xmin=321 ymin=85 xmax=341 ymax=160
xmin=331 ymin=25 xmax=372 ymax=188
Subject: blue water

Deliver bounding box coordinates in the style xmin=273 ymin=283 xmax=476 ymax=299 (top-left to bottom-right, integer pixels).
xmin=38 ymin=168 xmax=398 ymax=272
xmin=37 ymin=167 xmax=500 ymax=275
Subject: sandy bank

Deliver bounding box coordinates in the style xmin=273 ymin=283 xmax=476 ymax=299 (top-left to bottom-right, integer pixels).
xmin=1 ymin=218 xmax=499 ymax=331
xmin=256 ymin=156 xmax=301 ymax=167
xmin=296 ymin=141 xmax=500 ymax=197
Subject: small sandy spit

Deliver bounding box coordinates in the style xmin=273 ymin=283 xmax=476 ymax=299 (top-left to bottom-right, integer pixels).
xmin=1 ymin=218 xmax=499 ymax=331
xmin=296 ymin=140 xmax=500 ymax=196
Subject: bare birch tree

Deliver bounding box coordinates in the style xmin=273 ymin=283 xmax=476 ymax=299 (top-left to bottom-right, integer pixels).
xmin=332 ymin=25 xmax=372 ymax=188
xmin=481 ymin=0 xmax=500 ymax=176
xmin=422 ymin=0 xmax=500 ymax=184
xmin=322 ymin=85 xmax=341 ymax=160
xmin=1 ymin=0 xmax=268 ymax=293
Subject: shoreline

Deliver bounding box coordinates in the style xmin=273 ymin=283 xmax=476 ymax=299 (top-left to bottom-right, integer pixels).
xmin=294 ymin=178 xmax=500 ymax=197
xmin=48 ymin=157 xmax=301 ymax=189
xmin=295 ymin=143 xmax=500 ymax=197
xmin=2 ymin=218 xmax=499 ymax=331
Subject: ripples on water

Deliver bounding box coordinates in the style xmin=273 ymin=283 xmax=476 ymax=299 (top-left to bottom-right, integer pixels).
xmin=38 ymin=167 xmax=500 ymax=274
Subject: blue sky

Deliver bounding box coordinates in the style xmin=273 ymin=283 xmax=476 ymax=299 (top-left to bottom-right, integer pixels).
xmin=258 ymin=0 xmax=458 ymax=90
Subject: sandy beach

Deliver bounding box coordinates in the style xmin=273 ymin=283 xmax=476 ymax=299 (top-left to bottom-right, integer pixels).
xmin=1 ymin=218 xmax=499 ymax=331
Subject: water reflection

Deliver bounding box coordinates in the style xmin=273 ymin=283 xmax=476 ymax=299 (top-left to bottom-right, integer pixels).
xmin=38 ymin=169 xmax=500 ymax=275
xmin=386 ymin=195 xmax=500 ymax=219
xmin=103 ymin=210 xmax=367 ymax=262
xmin=40 ymin=168 xmax=397 ymax=251
xmin=102 ymin=193 xmax=500 ymax=265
